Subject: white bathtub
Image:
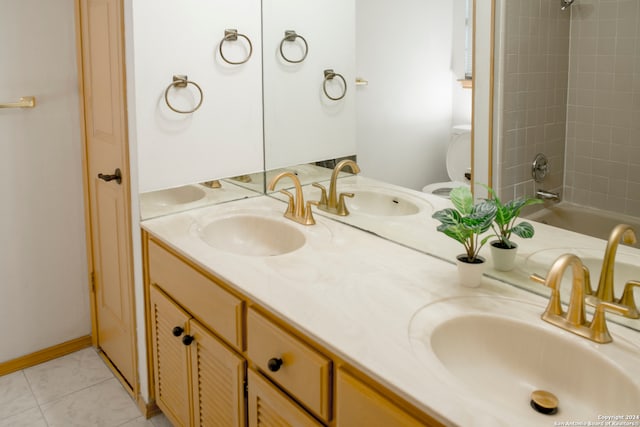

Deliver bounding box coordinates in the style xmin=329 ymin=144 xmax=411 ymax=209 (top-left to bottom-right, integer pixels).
xmin=526 ymin=202 xmax=640 ymax=241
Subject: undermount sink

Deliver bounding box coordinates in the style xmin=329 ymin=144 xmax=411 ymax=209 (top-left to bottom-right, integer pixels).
xmin=409 ymin=296 xmax=640 ymax=423
xmin=524 ymin=248 xmax=640 ymax=307
xmin=346 ymin=189 xmax=422 ymax=217
xmin=196 ymin=215 xmax=306 ymax=256
xmin=142 ymin=185 xmax=206 ymax=206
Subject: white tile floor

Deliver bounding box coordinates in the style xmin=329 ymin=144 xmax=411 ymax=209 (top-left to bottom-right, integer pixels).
xmin=0 ymin=348 xmax=171 ymax=427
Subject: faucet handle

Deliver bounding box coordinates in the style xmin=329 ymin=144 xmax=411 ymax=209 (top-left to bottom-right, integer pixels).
xmin=336 ymin=192 xmax=355 ymax=216
xmin=531 ymin=273 xmax=564 ymax=317
xmin=278 ymin=189 xmax=295 ymax=215
xmin=590 ymin=300 xmax=634 ymax=344
xmin=304 ymin=201 xmax=317 ymax=225
xmin=618 ymin=280 xmax=640 ymax=319
xmin=530 ymin=273 xmax=546 ymax=285
xmin=312 ymin=183 xmax=328 ymax=207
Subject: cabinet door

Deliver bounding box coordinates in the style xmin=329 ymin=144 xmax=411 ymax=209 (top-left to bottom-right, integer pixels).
xmin=149 ymin=286 xmax=192 ymax=427
xmin=247 ymin=369 xmax=323 ymax=427
xmin=189 ymin=320 xmax=246 ymax=427
xmin=336 ymin=370 xmax=430 ymax=427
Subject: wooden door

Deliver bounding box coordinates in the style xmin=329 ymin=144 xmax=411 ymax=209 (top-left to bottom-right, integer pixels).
xmin=149 ymin=286 xmax=191 ymax=427
xmin=189 ymin=320 xmax=246 ymax=427
xmin=78 ymin=0 xmax=137 ymax=388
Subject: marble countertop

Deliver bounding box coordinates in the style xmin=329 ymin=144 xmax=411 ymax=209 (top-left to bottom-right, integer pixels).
xmin=141 ymin=195 xmax=640 ymax=426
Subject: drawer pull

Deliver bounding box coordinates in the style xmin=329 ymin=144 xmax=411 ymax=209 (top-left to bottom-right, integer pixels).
xmin=267 ymin=357 xmax=283 ymax=372
xmin=182 ymin=335 xmax=195 ymax=346
xmin=172 ymin=326 xmax=184 ymax=337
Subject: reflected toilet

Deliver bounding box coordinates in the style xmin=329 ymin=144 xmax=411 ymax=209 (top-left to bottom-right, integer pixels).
xmin=422 ymin=125 xmax=471 ymax=198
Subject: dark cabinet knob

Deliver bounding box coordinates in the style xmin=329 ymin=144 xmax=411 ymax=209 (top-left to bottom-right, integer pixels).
xmin=98 ymin=168 xmax=122 ymax=184
xmin=182 ymin=335 xmax=194 ymax=346
xmin=267 ymin=357 xmax=283 ymax=372
xmin=172 ymin=326 xmax=184 ymax=337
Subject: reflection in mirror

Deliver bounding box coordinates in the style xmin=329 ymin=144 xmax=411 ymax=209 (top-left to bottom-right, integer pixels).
xmin=263 ymin=0 xmax=473 ymax=193
xmin=487 ymin=0 xmax=640 ymax=332
xmin=139 ymin=179 xmax=262 ymax=220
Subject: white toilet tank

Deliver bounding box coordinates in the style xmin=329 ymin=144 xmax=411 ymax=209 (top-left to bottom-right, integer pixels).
xmin=422 ymin=125 xmax=471 ymax=197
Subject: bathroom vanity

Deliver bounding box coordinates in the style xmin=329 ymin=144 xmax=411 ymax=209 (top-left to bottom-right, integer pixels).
xmin=141 ymin=195 xmax=640 ymax=427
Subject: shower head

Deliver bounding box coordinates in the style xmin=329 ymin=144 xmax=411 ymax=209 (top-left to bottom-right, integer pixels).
xmin=560 ymin=0 xmax=575 ymax=10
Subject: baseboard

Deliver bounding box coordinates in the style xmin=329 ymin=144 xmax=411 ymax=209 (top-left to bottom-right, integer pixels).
xmin=0 ymin=335 xmax=92 ymax=376
xmin=138 ymin=397 xmax=160 ymax=419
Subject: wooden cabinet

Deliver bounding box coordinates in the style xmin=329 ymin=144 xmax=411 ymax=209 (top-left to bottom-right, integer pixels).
xmin=149 ymin=285 xmax=191 ymax=426
xmin=336 ymin=369 xmax=435 ymax=427
xmin=247 ymin=308 xmax=331 ymax=422
xmin=247 ymin=369 xmax=323 ymax=427
xmin=149 ymin=285 xmax=246 ymax=427
xmin=145 ymin=235 xmax=444 ymax=427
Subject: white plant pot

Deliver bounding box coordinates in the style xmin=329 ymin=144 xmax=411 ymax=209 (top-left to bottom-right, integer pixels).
xmin=490 ymin=241 xmax=518 ymax=272
xmin=455 ymin=255 xmax=487 ymax=288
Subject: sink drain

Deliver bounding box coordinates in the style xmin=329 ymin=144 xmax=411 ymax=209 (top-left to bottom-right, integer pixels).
xmin=530 ymin=390 xmax=559 ymax=415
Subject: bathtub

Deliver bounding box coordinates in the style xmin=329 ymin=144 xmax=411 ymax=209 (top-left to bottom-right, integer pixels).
xmin=526 ymin=202 xmax=640 ymax=241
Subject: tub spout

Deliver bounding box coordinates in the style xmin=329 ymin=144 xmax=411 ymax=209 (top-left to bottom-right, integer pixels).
xmin=536 ymin=190 xmax=561 ymax=201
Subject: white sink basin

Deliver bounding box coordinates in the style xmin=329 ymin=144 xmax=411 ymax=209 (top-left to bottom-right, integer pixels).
xmin=523 ymin=248 xmax=640 ymax=307
xmin=197 ymin=215 xmax=305 ymax=256
xmin=347 ymin=189 xmax=421 ymax=217
xmin=142 ymin=185 xmax=206 ymax=206
xmin=410 ymin=296 xmax=640 ymax=423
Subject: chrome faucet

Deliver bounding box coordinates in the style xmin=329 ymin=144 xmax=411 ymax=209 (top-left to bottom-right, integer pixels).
xmin=312 ymin=159 xmax=361 ymax=216
xmin=587 ymin=224 xmax=640 ymax=318
xmin=267 ymin=171 xmax=316 ymax=225
xmin=531 ymin=254 xmax=633 ymax=343
xmin=536 ymin=190 xmax=560 ymax=201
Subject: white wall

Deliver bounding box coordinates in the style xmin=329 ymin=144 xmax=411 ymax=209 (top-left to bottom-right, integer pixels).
xmin=0 ymin=0 xmax=90 ymax=362
xmin=131 ymin=0 xmax=264 ymax=193
xmin=263 ymin=0 xmax=357 ymax=170
xmin=355 ymin=0 xmax=459 ymax=191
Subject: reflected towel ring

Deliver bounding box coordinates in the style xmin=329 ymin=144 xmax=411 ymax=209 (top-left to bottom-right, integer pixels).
xmin=322 ymin=69 xmax=347 ymax=101
xmin=279 ymin=30 xmax=309 ymax=64
xmin=219 ymin=29 xmax=253 ymax=65
xmin=164 ymin=75 xmax=204 ymax=114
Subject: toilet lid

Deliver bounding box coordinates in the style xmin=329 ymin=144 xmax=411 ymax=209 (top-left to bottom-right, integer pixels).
xmin=446 ymin=132 xmax=471 ymax=182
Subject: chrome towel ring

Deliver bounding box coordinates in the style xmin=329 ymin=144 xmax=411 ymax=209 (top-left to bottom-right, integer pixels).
xmin=322 ymin=69 xmax=347 ymax=101
xmin=219 ymin=29 xmax=253 ymax=65
xmin=279 ymin=30 xmax=309 ymax=64
xmin=164 ymin=75 xmax=204 ymax=114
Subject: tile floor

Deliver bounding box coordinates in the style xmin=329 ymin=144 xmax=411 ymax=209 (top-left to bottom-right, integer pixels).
xmin=0 ymin=348 xmax=171 ymax=427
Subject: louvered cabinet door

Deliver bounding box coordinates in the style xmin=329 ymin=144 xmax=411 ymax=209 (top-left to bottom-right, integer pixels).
xmin=189 ymin=320 xmax=246 ymax=427
xmin=247 ymin=369 xmax=323 ymax=427
xmin=150 ymin=285 xmax=192 ymax=427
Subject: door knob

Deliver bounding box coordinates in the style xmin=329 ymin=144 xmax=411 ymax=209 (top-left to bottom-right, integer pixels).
xmin=98 ymin=168 xmax=122 ymax=184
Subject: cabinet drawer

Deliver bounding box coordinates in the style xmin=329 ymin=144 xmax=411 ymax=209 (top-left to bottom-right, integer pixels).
xmin=148 ymin=239 xmax=244 ymax=350
xmin=336 ymin=369 xmax=440 ymax=427
xmin=247 ymin=308 xmax=331 ymax=422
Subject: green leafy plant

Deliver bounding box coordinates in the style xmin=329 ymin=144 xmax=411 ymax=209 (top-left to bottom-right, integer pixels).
xmin=432 ymin=186 xmax=497 ymax=263
xmin=483 ymin=186 xmax=543 ymax=249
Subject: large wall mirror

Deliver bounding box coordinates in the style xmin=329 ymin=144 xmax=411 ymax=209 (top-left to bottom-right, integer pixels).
xmin=262 ymin=0 xmax=474 ymax=192
xmin=487 ymin=0 xmax=640 ymax=333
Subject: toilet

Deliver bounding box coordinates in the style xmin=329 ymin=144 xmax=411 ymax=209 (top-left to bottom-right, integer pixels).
xmin=422 ymin=125 xmax=471 ymax=197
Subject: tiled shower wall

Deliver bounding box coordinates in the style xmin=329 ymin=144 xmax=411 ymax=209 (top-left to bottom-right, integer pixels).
xmin=497 ymin=0 xmax=570 ymax=200
xmin=497 ymin=0 xmax=640 ymax=218
xmin=564 ymin=0 xmax=640 ymax=216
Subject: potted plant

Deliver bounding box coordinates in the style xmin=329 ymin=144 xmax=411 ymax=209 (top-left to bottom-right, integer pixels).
xmin=432 ymin=186 xmax=497 ymax=287
xmin=484 ymin=186 xmax=543 ymax=271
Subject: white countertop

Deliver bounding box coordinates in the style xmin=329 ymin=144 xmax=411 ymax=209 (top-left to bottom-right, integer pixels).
xmin=141 ymin=195 xmax=640 ymax=426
